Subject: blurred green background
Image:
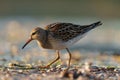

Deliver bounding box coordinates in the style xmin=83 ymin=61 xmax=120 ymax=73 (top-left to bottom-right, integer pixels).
xmin=0 ymin=0 xmax=120 ymax=64
xmin=0 ymin=0 xmax=120 ymax=18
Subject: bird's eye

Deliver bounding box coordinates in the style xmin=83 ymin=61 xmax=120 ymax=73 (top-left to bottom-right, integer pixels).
xmin=32 ymin=32 xmax=36 ymax=35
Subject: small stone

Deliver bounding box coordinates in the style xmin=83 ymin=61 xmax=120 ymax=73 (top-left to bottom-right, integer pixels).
xmin=77 ymin=76 xmax=88 ymax=80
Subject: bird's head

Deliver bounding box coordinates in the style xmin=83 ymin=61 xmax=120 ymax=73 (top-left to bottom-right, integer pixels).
xmin=22 ymin=27 xmax=43 ymax=49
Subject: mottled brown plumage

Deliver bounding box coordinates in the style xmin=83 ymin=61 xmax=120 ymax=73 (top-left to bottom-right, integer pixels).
xmin=22 ymin=21 xmax=102 ymax=70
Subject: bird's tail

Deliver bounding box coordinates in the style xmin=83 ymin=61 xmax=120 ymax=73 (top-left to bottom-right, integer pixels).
xmin=89 ymin=21 xmax=102 ymax=29
xmin=79 ymin=21 xmax=102 ymax=34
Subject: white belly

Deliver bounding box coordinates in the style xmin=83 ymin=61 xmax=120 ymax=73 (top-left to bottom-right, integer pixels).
xmin=49 ymin=34 xmax=86 ymax=50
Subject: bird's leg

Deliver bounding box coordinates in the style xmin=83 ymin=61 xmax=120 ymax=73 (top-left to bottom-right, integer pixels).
xmin=46 ymin=50 xmax=60 ymax=67
xmin=39 ymin=50 xmax=60 ymax=68
xmin=66 ymin=48 xmax=72 ymax=70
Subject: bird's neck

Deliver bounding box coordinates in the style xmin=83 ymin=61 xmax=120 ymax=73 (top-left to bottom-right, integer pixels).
xmin=37 ymin=30 xmax=52 ymax=49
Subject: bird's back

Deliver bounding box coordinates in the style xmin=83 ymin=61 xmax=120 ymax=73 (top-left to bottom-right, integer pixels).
xmin=45 ymin=21 xmax=102 ymax=42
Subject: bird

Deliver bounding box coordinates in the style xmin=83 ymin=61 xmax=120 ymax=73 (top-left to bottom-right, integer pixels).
xmin=22 ymin=21 xmax=102 ymax=70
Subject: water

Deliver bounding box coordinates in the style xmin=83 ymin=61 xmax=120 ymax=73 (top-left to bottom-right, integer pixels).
xmin=0 ymin=16 xmax=120 ymax=63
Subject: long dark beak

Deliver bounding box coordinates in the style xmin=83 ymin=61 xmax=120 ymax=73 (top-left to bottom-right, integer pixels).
xmin=22 ymin=38 xmax=33 ymax=49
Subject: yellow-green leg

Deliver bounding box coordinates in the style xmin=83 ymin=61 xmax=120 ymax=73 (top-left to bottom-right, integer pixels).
xmin=39 ymin=50 xmax=60 ymax=68
xmin=66 ymin=48 xmax=72 ymax=70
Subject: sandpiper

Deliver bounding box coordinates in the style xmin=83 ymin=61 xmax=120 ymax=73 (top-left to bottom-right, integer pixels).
xmin=22 ymin=21 xmax=102 ymax=70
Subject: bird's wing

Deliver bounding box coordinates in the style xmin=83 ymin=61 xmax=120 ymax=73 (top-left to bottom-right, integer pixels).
xmin=45 ymin=22 xmax=101 ymax=41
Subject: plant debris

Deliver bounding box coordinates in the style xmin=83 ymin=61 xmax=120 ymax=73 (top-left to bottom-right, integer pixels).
xmin=0 ymin=62 xmax=120 ymax=80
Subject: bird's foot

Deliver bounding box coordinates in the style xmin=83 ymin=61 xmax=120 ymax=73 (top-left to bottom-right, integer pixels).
xmin=38 ymin=65 xmax=50 ymax=69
